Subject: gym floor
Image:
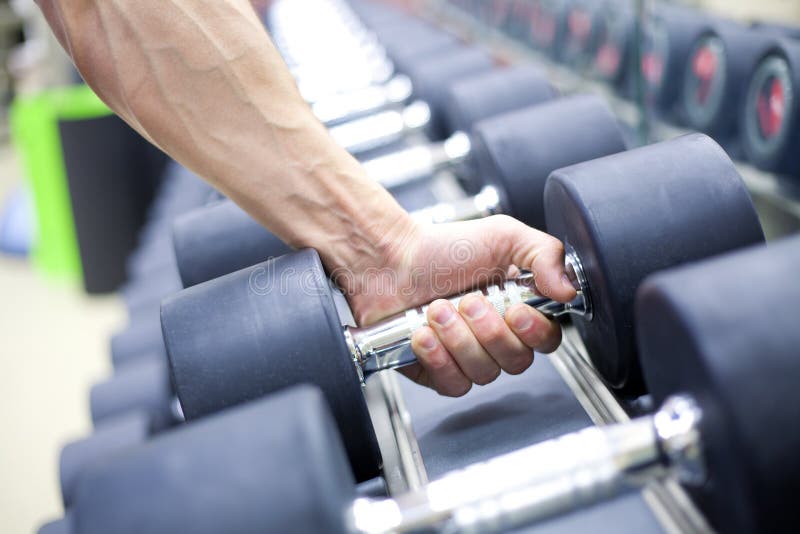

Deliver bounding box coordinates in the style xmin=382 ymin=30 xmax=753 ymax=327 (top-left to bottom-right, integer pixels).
xmin=0 ymin=144 xmax=123 ymax=533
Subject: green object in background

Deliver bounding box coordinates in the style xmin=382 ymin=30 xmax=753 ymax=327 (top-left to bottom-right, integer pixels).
xmin=9 ymin=84 xmax=111 ymax=281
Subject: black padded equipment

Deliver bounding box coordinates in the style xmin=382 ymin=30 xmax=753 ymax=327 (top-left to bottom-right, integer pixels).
xmin=636 ymin=235 xmax=800 ymax=533
xmin=442 ymin=64 xmax=557 ymax=139
xmin=60 ymin=411 xmax=150 ymax=508
xmin=403 ymin=46 xmax=495 ymax=139
xmin=472 ymin=94 xmax=627 ymax=229
xmin=740 ymin=38 xmax=800 ymax=175
xmin=71 ymin=386 xmax=355 ymax=534
xmin=544 ymin=133 xmax=764 ymax=394
xmin=162 ymin=249 xmax=381 ymax=482
xmin=91 ymin=357 xmax=176 ymax=432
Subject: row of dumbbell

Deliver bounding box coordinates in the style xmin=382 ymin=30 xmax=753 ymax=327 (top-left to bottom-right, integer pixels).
xmin=449 ymin=0 xmax=800 ymax=176
xmin=54 ymin=1 xmax=587 ymax=518
xmin=42 ymin=2 xmax=798 ymax=532
xmin=44 ymin=130 xmax=800 ymax=533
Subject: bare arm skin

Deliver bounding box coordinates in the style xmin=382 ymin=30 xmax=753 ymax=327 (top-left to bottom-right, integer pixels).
xmin=37 ymin=0 xmax=576 ymax=395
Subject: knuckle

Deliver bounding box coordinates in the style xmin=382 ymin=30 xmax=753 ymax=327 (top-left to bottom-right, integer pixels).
xmin=473 ymin=365 xmax=502 ymax=386
xmin=480 ymin=319 xmax=507 ymax=345
xmin=504 ymin=351 xmax=534 ymax=375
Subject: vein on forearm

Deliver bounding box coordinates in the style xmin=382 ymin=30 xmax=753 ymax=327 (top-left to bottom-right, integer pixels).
xmin=37 ymin=0 xmax=411 ymax=268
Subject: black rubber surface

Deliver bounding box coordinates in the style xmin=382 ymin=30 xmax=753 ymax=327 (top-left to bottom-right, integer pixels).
xmin=559 ymin=0 xmax=603 ymax=67
xmin=443 ymin=65 xmax=557 ymax=138
xmin=173 ymin=199 xmax=291 ymax=288
xmin=37 ymin=515 xmax=73 ymax=534
xmin=636 ymin=235 xmax=800 ymax=533
xmin=643 ymin=4 xmax=712 ymax=114
xmin=72 ymin=386 xmax=354 ymax=534
xmin=679 ymin=22 xmax=775 ymax=141
xmin=90 ymin=357 xmax=176 ymax=432
xmin=471 ymin=94 xmax=627 ymax=230
xmin=110 ymin=316 xmax=165 ymax=369
xmin=381 ymin=23 xmax=462 ymax=75
xmin=162 ymin=249 xmax=381 ymax=481
xmin=740 ymin=38 xmax=800 ymax=174
xmin=404 ymin=47 xmax=495 ymax=139
xmin=544 ymin=134 xmax=764 ymax=394
xmin=60 ymin=411 xmax=150 ymax=508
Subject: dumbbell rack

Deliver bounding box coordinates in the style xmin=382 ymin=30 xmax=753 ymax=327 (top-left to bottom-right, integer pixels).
xmin=418 ymin=0 xmax=800 ymax=241
xmin=365 ymin=323 xmax=713 ymax=532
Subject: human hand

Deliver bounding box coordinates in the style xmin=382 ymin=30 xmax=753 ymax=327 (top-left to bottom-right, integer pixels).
xmin=333 ymin=215 xmax=577 ymax=397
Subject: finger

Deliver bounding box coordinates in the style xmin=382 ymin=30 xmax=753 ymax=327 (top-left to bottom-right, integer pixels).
xmin=505 ymin=303 xmax=562 ymax=354
xmin=411 ymin=326 xmax=472 ymax=397
xmin=427 ymin=299 xmax=501 ymax=386
xmin=530 ymin=237 xmax=578 ymax=303
xmin=458 ymin=293 xmax=534 ymax=375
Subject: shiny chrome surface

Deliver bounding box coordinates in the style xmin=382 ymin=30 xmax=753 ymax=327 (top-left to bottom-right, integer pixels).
xmin=348 ymin=395 xmax=702 ymax=533
xmin=411 ymin=185 xmax=502 ymax=224
xmin=313 ymin=75 xmax=413 ymax=126
xmin=329 ymin=101 xmax=431 ymax=155
xmin=364 ymin=370 xmax=429 ymax=496
xmin=346 ymin=250 xmax=591 ymax=379
xmin=364 ymin=131 xmax=472 ymax=190
xmin=552 ymin=328 xmax=712 ymax=533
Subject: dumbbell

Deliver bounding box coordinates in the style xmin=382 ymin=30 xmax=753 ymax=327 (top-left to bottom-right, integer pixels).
xmin=60 ymin=359 xmax=185 ymax=507
xmin=172 ymin=94 xmax=625 ymax=288
xmin=325 ymin=46 xmax=494 ymax=154
xmin=740 ymin=36 xmax=800 ymax=174
xmin=678 ymin=21 xmax=777 ymax=147
xmin=53 ymin=243 xmax=800 ymax=534
xmin=111 ymin=72 xmax=565 ymax=368
xmin=590 ymin=0 xmax=634 ymax=91
xmin=527 ymin=0 xmax=571 ymax=60
xmin=162 ymin=133 xmax=764 ymax=483
xmin=559 ymin=0 xmax=602 ymax=68
xmin=640 ymin=4 xmax=714 ymax=116
xmin=90 ymin=357 xmax=180 ymax=432
xmin=58 ymin=411 xmax=152 ymax=508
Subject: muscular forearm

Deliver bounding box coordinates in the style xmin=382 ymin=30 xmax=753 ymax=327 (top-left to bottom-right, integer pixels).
xmin=36 ymin=0 xmax=412 ymax=269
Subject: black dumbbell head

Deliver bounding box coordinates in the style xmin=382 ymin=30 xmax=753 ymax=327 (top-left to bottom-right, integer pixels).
xmin=72 ymin=386 xmax=355 ymax=534
xmin=162 ymin=248 xmax=381 ymax=481
xmin=173 ymin=199 xmax=291 ymax=288
xmin=740 ymin=38 xmax=800 ymax=174
xmin=110 ymin=318 xmax=165 ymax=369
xmin=680 ymin=22 xmax=775 ymax=139
xmin=636 ymin=235 xmax=800 ymax=533
xmin=544 ymin=134 xmax=765 ymax=394
xmin=443 ymin=65 xmax=557 ymax=140
xmin=404 ymin=47 xmax=495 ymax=139
xmin=529 ymin=0 xmax=571 ymax=58
xmin=471 ymin=94 xmax=627 ymax=229
xmin=560 ymin=0 xmax=603 ymax=67
xmin=90 ymin=357 xmax=176 ymax=432
xmin=380 ymin=22 xmax=462 ymax=74
xmin=60 ymin=411 xmax=151 ymax=508
xmin=641 ymin=5 xmax=712 ymax=113
xmin=37 ymin=515 xmax=72 ymax=534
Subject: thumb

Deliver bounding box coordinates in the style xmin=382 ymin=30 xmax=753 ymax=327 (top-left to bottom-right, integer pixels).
xmin=501 ymin=219 xmax=577 ymax=303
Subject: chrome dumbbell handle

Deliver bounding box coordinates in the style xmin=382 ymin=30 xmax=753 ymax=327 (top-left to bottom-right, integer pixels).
xmin=411 ymin=186 xmax=504 ymax=224
xmin=349 ymin=395 xmax=704 ymax=533
xmin=363 ymin=131 xmax=472 ymax=189
xmin=329 ymin=101 xmax=431 ymax=156
xmin=345 ymin=246 xmax=592 ymax=380
xmin=313 ymin=76 xmax=414 ymax=126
